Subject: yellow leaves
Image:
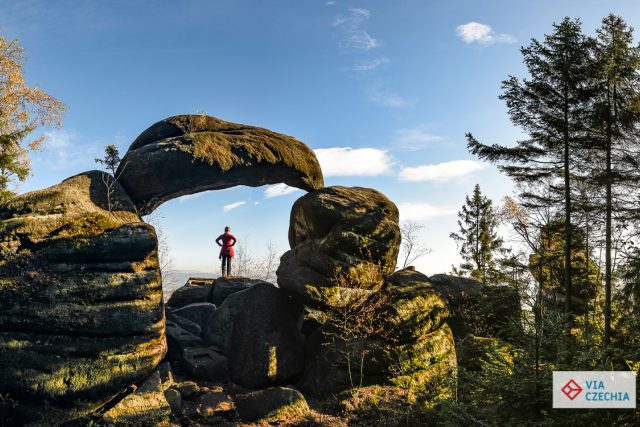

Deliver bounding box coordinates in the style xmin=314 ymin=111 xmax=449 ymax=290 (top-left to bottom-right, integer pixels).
xmin=0 ymin=34 xmax=65 ymax=134
xmin=0 ymin=32 xmax=65 ymax=189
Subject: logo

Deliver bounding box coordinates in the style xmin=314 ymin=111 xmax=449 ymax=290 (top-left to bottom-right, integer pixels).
xmin=553 ymin=371 xmax=636 ymax=409
xmin=561 ymin=379 xmax=583 ymax=400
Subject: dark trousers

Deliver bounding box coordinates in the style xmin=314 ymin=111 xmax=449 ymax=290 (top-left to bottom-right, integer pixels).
xmin=221 ymin=255 xmax=232 ymax=276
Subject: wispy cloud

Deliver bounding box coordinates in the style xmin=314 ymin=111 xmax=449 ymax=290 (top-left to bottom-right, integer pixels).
xmin=315 ymin=147 xmax=393 ymax=177
xmin=36 ymin=129 xmax=101 ymax=171
xmin=398 ymin=160 xmax=487 ymax=182
xmin=178 ymin=193 xmax=205 ymax=203
xmin=347 ymin=57 xmax=389 ymax=72
xmin=333 ymin=8 xmax=379 ymax=51
xmin=326 ymin=1 xmax=336 ymax=5
xmin=394 ymin=128 xmax=444 ymax=150
xmin=367 ymin=83 xmax=407 ymax=108
xmin=398 ymin=202 xmax=457 ymax=221
xmin=456 ymin=22 xmax=515 ymax=46
xmin=264 ymin=184 xmax=301 ymax=198
xmin=223 ymin=201 xmax=246 ymax=212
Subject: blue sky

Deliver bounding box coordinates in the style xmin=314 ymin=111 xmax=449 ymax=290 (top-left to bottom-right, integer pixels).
xmin=4 ymin=0 xmax=640 ymax=276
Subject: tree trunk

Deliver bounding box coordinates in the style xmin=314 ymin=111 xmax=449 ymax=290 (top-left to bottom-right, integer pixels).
xmin=563 ymin=82 xmax=573 ymax=338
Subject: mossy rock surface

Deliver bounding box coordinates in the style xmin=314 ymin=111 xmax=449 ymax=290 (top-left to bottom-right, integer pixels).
xmin=277 ymin=186 xmax=401 ymax=307
xmin=383 ymin=267 xmax=449 ymax=341
xmin=116 ymin=114 xmax=325 ymax=214
xmin=298 ymin=268 xmax=456 ymax=399
xmin=235 ymin=386 xmax=310 ymax=423
xmin=0 ymin=171 xmax=166 ymax=425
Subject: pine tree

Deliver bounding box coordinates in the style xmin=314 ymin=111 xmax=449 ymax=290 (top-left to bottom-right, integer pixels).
xmin=589 ymin=14 xmax=640 ymax=354
xmin=466 ymin=17 xmax=594 ymax=329
xmin=450 ymin=184 xmax=504 ymax=284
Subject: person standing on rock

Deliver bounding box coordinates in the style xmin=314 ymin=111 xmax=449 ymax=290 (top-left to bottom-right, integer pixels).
xmin=216 ymin=226 xmax=237 ymax=277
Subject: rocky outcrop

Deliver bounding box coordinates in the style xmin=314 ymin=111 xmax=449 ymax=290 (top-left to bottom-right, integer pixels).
xmin=277 ymin=186 xmax=401 ymax=307
xmin=0 ymin=171 xmax=165 ymax=424
xmin=166 ymin=276 xmax=265 ymax=309
xmin=203 ymin=282 xmax=305 ymax=389
xmin=116 ymin=114 xmax=325 ymax=214
xmin=166 ymin=277 xmax=214 ymax=309
xmin=299 ymin=268 xmax=456 ymax=398
xmin=429 ymin=274 xmax=521 ymax=341
xmin=210 ymin=276 xmax=267 ymax=306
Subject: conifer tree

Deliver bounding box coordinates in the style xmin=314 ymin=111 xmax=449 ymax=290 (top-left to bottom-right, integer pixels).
xmin=466 ymin=17 xmax=594 ymax=327
xmin=450 ymin=184 xmax=504 ymax=284
xmin=589 ymin=14 xmax=640 ymax=352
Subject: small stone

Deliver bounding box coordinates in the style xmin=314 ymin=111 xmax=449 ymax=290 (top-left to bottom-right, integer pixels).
xmin=175 ymin=381 xmax=201 ymax=400
xmin=164 ymin=388 xmax=183 ymax=414
xmin=184 ymin=391 xmax=234 ymax=419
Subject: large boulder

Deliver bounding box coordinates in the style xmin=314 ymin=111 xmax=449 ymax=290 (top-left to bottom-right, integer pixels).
xmin=168 ymin=302 xmax=217 ymax=328
xmin=116 ymin=114 xmax=324 ymax=214
xmin=166 ymin=277 xmax=214 ymax=309
xmin=0 ymin=171 xmax=165 ymax=424
xmin=299 ymin=268 xmax=456 ymax=398
xmin=235 ymin=387 xmax=310 ymax=423
xmin=203 ymin=282 xmax=305 ymax=388
xmin=277 ymin=186 xmax=401 ymax=307
xmin=429 ymin=274 xmax=521 ymax=341
xmin=181 ymin=347 xmax=229 ymax=383
xmin=210 ymin=276 xmax=266 ymax=306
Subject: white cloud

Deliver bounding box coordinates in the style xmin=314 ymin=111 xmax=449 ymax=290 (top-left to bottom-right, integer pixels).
xmin=347 ymin=57 xmax=389 ymax=72
xmin=398 ymin=160 xmax=487 ymax=182
xmin=333 ymin=8 xmax=379 ymax=51
xmin=178 ymin=193 xmax=205 ymax=203
xmin=314 ymin=147 xmax=392 ymax=177
xmin=326 ymin=1 xmax=336 ymax=5
xmin=37 ymin=129 xmax=100 ymax=171
xmin=394 ymin=128 xmax=444 ymax=150
xmin=398 ymin=202 xmax=457 ymax=221
xmin=223 ymin=201 xmax=246 ymax=212
xmin=367 ymin=84 xmax=407 ymax=108
xmin=456 ymin=22 xmax=515 ymax=46
xmin=264 ymin=184 xmax=301 ymax=198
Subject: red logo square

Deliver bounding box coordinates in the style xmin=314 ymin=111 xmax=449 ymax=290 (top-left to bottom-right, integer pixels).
xmin=561 ymin=379 xmax=583 ymax=400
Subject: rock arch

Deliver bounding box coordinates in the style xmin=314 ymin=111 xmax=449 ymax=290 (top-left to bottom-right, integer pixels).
xmin=116 ymin=115 xmax=324 ymax=215
xmin=0 ymin=114 xmax=324 ymax=424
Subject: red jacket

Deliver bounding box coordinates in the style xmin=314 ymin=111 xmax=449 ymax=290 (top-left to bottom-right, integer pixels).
xmin=216 ymin=232 xmax=237 ymax=258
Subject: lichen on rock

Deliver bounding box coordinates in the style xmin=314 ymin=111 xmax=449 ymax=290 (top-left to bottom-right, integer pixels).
xmin=116 ymin=114 xmax=325 ymax=214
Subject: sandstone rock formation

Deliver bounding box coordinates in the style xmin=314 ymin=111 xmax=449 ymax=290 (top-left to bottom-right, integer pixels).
xmin=277 ymin=186 xmax=401 ymax=306
xmin=166 ymin=277 xmax=215 ymax=309
xmin=116 ymin=114 xmax=325 ymax=214
xmin=0 ymin=171 xmax=165 ymax=424
xmin=299 ymin=268 xmax=456 ymax=398
xmin=203 ymin=282 xmax=305 ymax=389
xmin=429 ymin=274 xmax=521 ymax=341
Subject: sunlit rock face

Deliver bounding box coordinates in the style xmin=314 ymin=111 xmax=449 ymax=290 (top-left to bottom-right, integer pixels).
xmin=276 ymin=186 xmax=401 ymax=307
xmin=298 ymin=267 xmax=457 ymax=399
xmin=116 ymin=114 xmax=325 ymax=215
xmin=0 ymin=171 xmax=166 ymax=424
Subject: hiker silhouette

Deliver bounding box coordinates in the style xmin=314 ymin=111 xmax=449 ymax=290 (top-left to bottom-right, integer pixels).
xmin=216 ymin=226 xmax=237 ymax=277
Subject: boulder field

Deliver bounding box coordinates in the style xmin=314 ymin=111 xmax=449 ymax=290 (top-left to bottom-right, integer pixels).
xmin=0 ymin=114 xmax=518 ymax=425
